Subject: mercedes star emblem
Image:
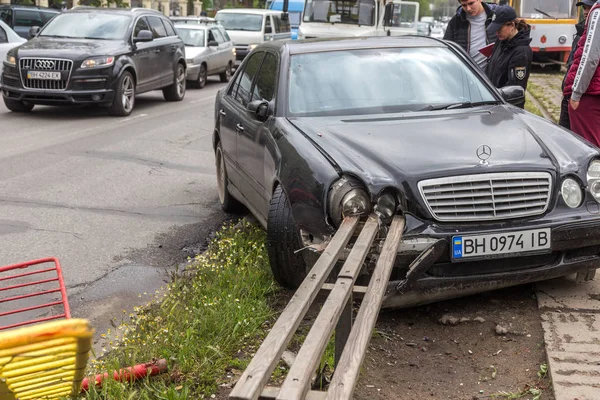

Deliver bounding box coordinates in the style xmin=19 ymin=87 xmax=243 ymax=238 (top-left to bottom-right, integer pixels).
xmin=35 ymin=60 xmax=55 ymax=69
xmin=476 ymin=145 xmax=492 ymax=165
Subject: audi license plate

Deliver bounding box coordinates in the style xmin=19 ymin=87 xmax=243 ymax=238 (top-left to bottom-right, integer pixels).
xmin=451 ymin=228 xmax=551 ymax=260
xmin=27 ymin=71 xmax=61 ymax=80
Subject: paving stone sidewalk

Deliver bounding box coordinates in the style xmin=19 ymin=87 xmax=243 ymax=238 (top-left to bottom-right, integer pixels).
xmin=536 ymin=277 xmax=600 ymax=400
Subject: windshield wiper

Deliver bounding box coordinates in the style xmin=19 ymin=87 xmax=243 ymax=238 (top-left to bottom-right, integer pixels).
xmin=421 ymin=100 xmax=501 ymax=111
xmin=534 ymin=8 xmax=557 ymax=20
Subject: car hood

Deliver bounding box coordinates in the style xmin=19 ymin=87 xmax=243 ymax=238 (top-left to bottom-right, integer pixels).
xmin=289 ymin=105 xmax=598 ymax=193
xmin=184 ymin=46 xmax=209 ymax=59
xmin=14 ymin=38 xmax=127 ymax=59
xmin=227 ymin=31 xmax=263 ymax=46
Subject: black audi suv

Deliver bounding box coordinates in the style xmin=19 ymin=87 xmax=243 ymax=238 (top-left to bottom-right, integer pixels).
xmin=1 ymin=7 xmax=186 ymax=116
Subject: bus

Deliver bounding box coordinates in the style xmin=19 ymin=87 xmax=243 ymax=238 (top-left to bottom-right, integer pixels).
xmin=506 ymin=0 xmax=579 ymax=70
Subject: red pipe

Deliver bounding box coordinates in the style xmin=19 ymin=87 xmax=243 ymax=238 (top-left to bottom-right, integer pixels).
xmin=80 ymin=359 xmax=168 ymax=391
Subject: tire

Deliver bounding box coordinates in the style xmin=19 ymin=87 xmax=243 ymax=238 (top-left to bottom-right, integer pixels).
xmin=266 ymin=185 xmax=308 ymax=289
xmin=163 ymin=63 xmax=186 ymax=101
xmin=215 ymin=140 xmax=243 ymax=213
xmin=108 ymin=71 xmax=135 ymax=117
xmin=194 ymin=64 xmax=207 ymax=89
xmin=219 ymin=62 xmax=232 ymax=83
xmin=3 ymin=98 xmax=34 ymax=113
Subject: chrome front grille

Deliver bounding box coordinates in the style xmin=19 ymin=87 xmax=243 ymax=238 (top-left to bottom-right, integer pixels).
xmin=418 ymin=172 xmax=552 ymax=222
xmin=19 ymin=58 xmax=73 ymax=90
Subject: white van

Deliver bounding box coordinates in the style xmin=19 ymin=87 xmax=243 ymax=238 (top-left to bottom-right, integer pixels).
xmin=215 ymin=9 xmax=291 ymax=65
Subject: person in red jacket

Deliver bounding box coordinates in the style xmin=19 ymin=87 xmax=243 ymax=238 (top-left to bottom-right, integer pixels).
xmin=563 ymin=0 xmax=600 ymax=147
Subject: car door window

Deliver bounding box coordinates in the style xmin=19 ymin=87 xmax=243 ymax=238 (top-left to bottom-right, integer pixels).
xmin=232 ymin=52 xmax=265 ymax=107
xmin=251 ymin=52 xmax=277 ymax=103
xmin=211 ymin=28 xmax=225 ymax=43
xmin=14 ymin=10 xmax=43 ymax=27
xmin=276 ymin=15 xmax=290 ymax=32
xmin=134 ymin=17 xmax=150 ymax=37
xmin=161 ymin=18 xmax=176 ymax=36
xmin=147 ymin=16 xmax=167 ymax=38
xmin=40 ymin=11 xmax=56 ymax=24
xmin=207 ymin=28 xmax=216 ymax=43
xmin=264 ymin=16 xmax=272 ymax=34
xmin=0 ymin=26 xmax=7 ymax=43
xmin=218 ymin=27 xmax=230 ymax=42
xmin=0 ymin=10 xmax=11 ymax=25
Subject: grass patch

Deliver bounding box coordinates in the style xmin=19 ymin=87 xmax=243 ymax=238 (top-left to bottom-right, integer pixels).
xmin=83 ymin=220 xmax=278 ymax=399
xmin=525 ymin=97 xmax=543 ymax=118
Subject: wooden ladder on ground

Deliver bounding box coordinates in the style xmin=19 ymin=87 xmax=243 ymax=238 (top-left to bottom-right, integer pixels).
xmin=229 ymin=214 xmax=405 ymax=400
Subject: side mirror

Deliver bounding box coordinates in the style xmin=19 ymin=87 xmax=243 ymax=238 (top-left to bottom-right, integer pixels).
xmin=208 ymin=40 xmax=218 ymax=47
xmin=499 ymin=85 xmax=525 ymax=107
xmin=28 ymin=26 xmax=40 ymax=39
xmin=247 ymin=99 xmax=270 ymax=121
xmin=265 ymin=26 xmax=272 ymax=34
xmin=133 ymin=30 xmax=153 ymax=43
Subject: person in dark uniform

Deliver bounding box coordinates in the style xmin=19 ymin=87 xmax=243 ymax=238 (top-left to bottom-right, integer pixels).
xmin=485 ymin=5 xmax=533 ymax=108
xmin=559 ymin=0 xmax=593 ymax=129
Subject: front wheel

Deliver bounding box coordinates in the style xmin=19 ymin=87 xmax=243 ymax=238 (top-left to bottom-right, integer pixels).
xmin=266 ymin=185 xmax=308 ymax=288
xmin=3 ymin=98 xmax=34 ymax=113
xmin=108 ymin=71 xmax=135 ymax=116
xmin=163 ymin=63 xmax=186 ymax=101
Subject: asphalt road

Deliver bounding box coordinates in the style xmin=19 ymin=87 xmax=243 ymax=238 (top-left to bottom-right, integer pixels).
xmin=0 ymin=78 xmax=229 ymax=342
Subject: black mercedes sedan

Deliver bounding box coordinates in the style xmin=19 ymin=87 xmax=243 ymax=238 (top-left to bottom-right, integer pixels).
xmin=213 ymin=36 xmax=600 ymax=307
xmin=1 ymin=7 xmax=186 ymax=116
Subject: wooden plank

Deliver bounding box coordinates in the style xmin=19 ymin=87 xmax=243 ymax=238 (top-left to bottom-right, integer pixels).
xmin=229 ymin=216 xmax=359 ymax=400
xmin=326 ymin=215 xmax=405 ymax=400
xmin=260 ymin=387 xmax=327 ymax=400
xmin=321 ymin=283 xmax=368 ymax=294
xmin=277 ymin=217 xmax=379 ymax=400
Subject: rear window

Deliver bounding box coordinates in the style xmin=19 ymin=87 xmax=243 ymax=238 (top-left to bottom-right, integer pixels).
xmin=14 ymin=10 xmax=43 ymax=27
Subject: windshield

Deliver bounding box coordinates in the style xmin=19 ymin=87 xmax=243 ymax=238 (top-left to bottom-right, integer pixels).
xmin=288 ymin=48 xmax=497 ymax=117
xmin=39 ymin=13 xmax=131 ymax=40
xmin=521 ymin=0 xmax=577 ymax=19
xmin=176 ymin=28 xmax=205 ymax=46
xmin=215 ymin=13 xmax=263 ymax=31
xmin=303 ymin=0 xmax=376 ymax=26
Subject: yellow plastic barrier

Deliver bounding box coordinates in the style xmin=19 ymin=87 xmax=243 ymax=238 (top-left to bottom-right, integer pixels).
xmin=0 ymin=319 xmax=93 ymax=400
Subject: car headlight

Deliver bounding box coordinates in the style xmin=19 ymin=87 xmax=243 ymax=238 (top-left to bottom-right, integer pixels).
xmin=587 ymin=160 xmax=600 ymax=202
xmin=375 ymin=193 xmax=397 ymax=220
xmin=328 ymin=176 xmax=371 ymax=227
xmin=6 ymin=54 xmax=16 ymax=66
xmin=81 ymin=56 xmax=115 ymax=69
xmin=561 ymin=177 xmax=583 ymax=208
xmin=248 ymin=44 xmax=258 ymax=52
xmin=186 ymin=58 xmax=196 ymax=64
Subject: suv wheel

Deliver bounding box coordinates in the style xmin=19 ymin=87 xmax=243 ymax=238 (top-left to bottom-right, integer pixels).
xmin=219 ymin=62 xmax=232 ymax=83
xmin=3 ymin=98 xmax=34 ymax=113
xmin=164 ymin=63 xmax=186 ymax=101
xmin=109 ymin=71 xmax=135 ymax=117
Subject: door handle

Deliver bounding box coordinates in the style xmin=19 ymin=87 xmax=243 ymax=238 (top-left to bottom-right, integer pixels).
xmin=236 ymin=123 xmax=244 ymax=132
xmin=219 ymin=109 xmax=226 ymax=116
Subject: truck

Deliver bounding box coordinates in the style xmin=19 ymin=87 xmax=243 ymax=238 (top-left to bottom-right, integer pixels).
xmin=266 ymin=0 xmax=305 ymax=39
xmin=297 ymin=0 xmax=420 ymax=39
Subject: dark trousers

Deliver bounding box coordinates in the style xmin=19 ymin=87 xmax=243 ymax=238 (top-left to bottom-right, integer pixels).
xmin=559 ymin=95 xmax=570 ymax=129
xmin=569 ymin=94 xmax=600 ymax=148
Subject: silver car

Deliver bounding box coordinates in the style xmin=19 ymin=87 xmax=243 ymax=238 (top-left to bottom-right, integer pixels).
xmin=175 ymin=23 xmax=235 ymax=88
xmin=0 ymin=19 xmax=25 ymax=74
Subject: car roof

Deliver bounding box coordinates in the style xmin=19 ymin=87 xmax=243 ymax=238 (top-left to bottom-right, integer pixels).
xmin=174 ymin=23 xmax=219 ymax=30
xmin=259 ymin=36 xmax=449 ymax=55
xmin=0 ymin=4 xmax=60 ymax=11
xmin=216 ymin=8 xmax=284 ymax=15
xmin=65 ymin=6 xmax=165 ymax=16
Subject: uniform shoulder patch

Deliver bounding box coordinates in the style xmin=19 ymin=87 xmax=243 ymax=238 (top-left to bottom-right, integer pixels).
xmin=515 ymin=66 xmax=526 ymax=80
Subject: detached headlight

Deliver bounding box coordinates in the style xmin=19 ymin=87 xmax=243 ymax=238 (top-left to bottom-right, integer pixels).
xmin=6 ymin=54 xmax=16 ymax=66
xmin=561 ymin=178 xmax=583 ymax=208
xmin=375 ymin=193 xmax=397 ymax=220
xmin=587 ymin=160 xmax=600 ymax=202
xmin=81 ymin=56 xmax=115 ymax=69
xmin=328 ymin=176 xmax=371 ymax=227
